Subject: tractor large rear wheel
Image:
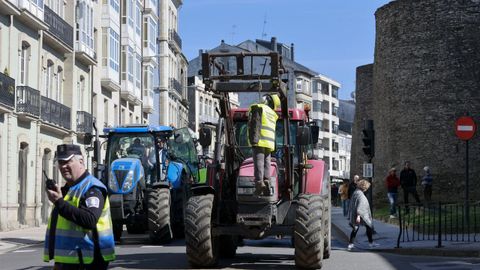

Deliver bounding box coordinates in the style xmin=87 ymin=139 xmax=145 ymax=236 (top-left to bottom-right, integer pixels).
xmin=147 ymin=188 xmax=173 ymax=244
xmin=323 ymin=200 xmax=332 ymax=259
xmin=294 ymin=194 xmax=324 ymax=269
xmin=185 ymin=194 xmax=218 ymax=267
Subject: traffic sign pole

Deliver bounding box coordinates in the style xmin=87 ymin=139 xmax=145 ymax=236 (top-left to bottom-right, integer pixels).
xmin=455 ymin=116 xmax=476 ymax=228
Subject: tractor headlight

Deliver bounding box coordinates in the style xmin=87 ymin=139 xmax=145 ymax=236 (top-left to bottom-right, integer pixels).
xmin=122 ymin=170 xmax=134 ymax=192
xmin=237 ymin=187 xmax=254 ymax=195
xmin=108 ymin=170 xmax=118 ymax=192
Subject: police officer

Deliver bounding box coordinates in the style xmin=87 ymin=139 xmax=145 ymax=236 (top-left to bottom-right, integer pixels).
xmin=248 ymin=93 xmax=280 ymax=196
xmin=44 ymin=144 xmax=115 ymax=270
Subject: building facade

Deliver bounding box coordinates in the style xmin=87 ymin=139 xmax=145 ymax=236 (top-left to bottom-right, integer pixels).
xmin=151 ymin=0 xmax=188 ymax=128
xmin=0 ymin=0 xmax=157 ymax=231
xmin=312 ymin=75 xmax=341 ymax=181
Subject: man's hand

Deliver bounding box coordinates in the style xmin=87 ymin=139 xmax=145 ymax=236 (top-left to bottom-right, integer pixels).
xmin=46 ymin=184 xmax=63 ymax=203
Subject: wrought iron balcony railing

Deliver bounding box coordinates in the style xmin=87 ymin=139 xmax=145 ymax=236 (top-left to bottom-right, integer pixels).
xmin=170 ymin=78 xmax=183 ymax=96
xmin=0 ymin=72 xmax=15 ymax=109
xmin=40 ymin=96 xmax=71 ymax=129
xmin=17 ymin=86 xmax=41 ymax=117
xmin=76 ymin=111 xmax=93 ymax=133
xmin=44 ymin=5 xmax=73 ymax=48
xmin=169 ymin=29 xmax=182 ymax=50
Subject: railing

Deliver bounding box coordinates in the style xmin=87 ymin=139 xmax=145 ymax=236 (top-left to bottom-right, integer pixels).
xmin=40 ymin=96 xmax=71 ymax=129
xmin=44 ymin=5 xmax=73 ymax=48
xmin=169 ymin=29 xmax=182 ymax=49
xmin=16 ymin=86 xmax=41 ymax=117
xmin=170 ymin=78 xmax=183 ymax=96
xmin=397 ymin=201 xmax=480 ymax=248
xmin=0 ymin=72 xmax=15 ymax=109
xmin=76 ymin=111 xmax=93 ymax=133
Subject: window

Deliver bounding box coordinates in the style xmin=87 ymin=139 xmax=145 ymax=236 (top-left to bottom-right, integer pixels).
xmin=128 ymin=47 xmax=134 ymax=82
xmin=19 ymin=42 xmax=30 ymax=85
xmin=104 ymin=99 xmax=109 ymax=127
xmin=56 ymin=67 xmax=63 ymax=103
xmin=128 ymin=0 xmax=134 ymax=27
xmin=149 ymin=17 xmax=156 ymax=51
xmin=332 ymin=86 xmax=339 ymax=98
xmin=135 ymin=53 xmax=141 ymax=88
xmin=109 ymin=29 xmax=120 ymax=72
xmin=78 ymin=76 xmax=85 ymax=110
xmin=121 ymin=45 xmax=127 ymax=80
xmin=110 ymin=0 xmax=119 ymax=13
xmin=45 ymin=60 xmax=54 ymax=98
xmin=313 ymin=100 xmax=321 ymax=112
xmin=76 ymin=0 xmax=94 ymax=49
xmin=135 ymin=1 xmax=141 ymax=36
xmin=199 ymin=97 xmax=203 ymax=115
xmin=296 ymin=79 xmax=302 ymax=92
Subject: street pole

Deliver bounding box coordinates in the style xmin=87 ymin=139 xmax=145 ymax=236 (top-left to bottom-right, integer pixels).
xmin=465 ymin=139 xmax=469 ymax=226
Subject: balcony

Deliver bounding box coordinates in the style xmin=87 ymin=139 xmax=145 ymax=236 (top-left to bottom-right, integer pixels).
xmin=0 ymin=0 xmax=20 ymax=15
xmin=17 ymin=0 xmax=48 ymax=30
xmin=142 ymin=90 xmax=154 ymax=113
xmin=169 ymin=78 xmax=183 ymax=97
xmin=168 ymin=29 xmax=182 ymax=53
xmin=16 ymin=85 xmax=40 ymax=118
xmin=0 ymin=72 xmax=15 ymax=111
xmin=76 ymin=111 xmax=93 ymax=133
xmin=40 ymin=95 xmax=71 ymax=129
xmin=43 ymin=5 xmax=73 ymax=52
xmin=75 ymin=41 xmax=97 ymax=66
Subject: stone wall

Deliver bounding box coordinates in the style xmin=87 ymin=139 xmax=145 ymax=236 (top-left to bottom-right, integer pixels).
xmin=352 ymin=0 xmax=480 ymax=205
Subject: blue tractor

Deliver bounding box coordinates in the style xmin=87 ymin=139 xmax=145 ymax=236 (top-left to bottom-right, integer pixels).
xmin=101 ymin=125 xmax=199 ymax=243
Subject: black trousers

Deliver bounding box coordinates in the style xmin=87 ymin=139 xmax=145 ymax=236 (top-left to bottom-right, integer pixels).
xmin=403 ymin=186 xmax=421 ymax=204
xmin=349 ymin=224 xmax=373 ymax=244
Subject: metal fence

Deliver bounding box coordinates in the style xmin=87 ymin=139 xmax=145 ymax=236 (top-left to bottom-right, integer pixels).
xmin=397 ymin=201 xmax=480 ymax=248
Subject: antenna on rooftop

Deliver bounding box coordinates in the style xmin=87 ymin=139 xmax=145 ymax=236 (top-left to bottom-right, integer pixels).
xmin=261 ymin=13 xmax=267 ymax=39
xmin=230 ymin=24 xmax=237 ymax=44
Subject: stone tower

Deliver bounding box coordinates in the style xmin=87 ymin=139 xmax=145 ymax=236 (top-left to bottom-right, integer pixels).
xmin=353 ymin=0 xmax=480 ymax=204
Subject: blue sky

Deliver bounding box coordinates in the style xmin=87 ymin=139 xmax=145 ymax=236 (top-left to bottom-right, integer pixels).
xmin=179 ymin=0 xmax=392 ymax=100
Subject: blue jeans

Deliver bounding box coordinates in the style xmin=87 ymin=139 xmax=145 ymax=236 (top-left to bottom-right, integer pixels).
xmin=387 ymin=192 xmax=398 ymax=215
xmin=341 ymin=199 xmax=350 ymax=217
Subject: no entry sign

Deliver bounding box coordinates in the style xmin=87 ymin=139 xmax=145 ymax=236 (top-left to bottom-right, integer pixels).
xmin=455 ymin=116 xmax=476 ymax=141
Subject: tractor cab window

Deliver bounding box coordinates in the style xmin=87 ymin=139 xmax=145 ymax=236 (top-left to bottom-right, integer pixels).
xmin=106 ymin=134 xmax=154 ymax=166
xmin=168 ymin=127 xmax=200 ymax=181
xmin=234 ymin=121 xmax=299 ymax=164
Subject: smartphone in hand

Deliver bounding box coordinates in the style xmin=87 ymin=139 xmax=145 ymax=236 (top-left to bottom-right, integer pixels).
xmin=43 ymin=170 xmax=57 ymax=191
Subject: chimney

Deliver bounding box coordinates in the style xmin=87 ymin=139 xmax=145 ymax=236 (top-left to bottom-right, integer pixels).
xmin=291 ymin=43 xmax=295 ymax=61
xmin=271 ymin=37 xmax=277 ymax=52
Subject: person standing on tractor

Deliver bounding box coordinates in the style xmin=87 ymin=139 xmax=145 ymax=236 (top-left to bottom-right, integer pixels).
xmin=44 ymin=144 xmax=115 ymax=270
xmin=248 ymin=93 xmax=281 ymax=196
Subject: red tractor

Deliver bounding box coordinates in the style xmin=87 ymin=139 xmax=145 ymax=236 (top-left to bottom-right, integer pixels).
xmin=185 ymin=52 xmax=331 ymax=269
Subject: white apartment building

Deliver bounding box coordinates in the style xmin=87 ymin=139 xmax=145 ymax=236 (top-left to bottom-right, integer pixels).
xmin=0 ymin=0 xmax=155 ymax=231
xmin=312 ymin=75 xmax=341 ymax=181
xmin=151 ymin=0 xmax=188 ymax=128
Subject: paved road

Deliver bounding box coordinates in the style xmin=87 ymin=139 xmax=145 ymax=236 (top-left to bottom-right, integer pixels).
xmin=1 ymin=229 xmax=479 ymax=270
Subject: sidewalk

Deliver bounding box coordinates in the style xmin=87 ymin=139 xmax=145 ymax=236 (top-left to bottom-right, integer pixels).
xmin=330 ymin=206 xmax=480 ymax=257
xmin=0 ymin=225 xmax=46 ymax=254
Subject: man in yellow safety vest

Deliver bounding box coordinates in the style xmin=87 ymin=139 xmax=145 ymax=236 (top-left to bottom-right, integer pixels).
xmin=44 ymin=144 xmax=115 ymax=270
xmin=248 ymin=93 xmax=281 ymax=196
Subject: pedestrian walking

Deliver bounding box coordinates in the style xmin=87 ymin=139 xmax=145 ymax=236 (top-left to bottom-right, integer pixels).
xmin=338 ymin=179 xmax=350 ymax=217
xmin=44 ymin=144 xmax=115 ymax=270
xmin=385 ymin=167 xmax=400 ymax=218
xmin=400 ymin=161 xmax=421 ymax=204
xmin=347 ymin=179 xmax=379 ymax=250
xmin=331 ymin=183 xmax=339 ymax=206
xmin=248 ymin=93 xmax=280 ymax=196
xmin=421 ymin=166 xmax=433 ymax=203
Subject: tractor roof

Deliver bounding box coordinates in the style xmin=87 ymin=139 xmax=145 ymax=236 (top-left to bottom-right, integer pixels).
xmin=103 ymin=125 xmax=172 ymax=134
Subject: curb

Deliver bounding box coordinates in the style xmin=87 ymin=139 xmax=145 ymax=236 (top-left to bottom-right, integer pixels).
xmin=331 ymin=221 xmax=480 ymax=258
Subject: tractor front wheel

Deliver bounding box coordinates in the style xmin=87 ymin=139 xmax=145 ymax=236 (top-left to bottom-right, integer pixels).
xmin=147 ymin=188 xmax=173 ymax=244
xmin=294 ymin=194 xmax=324 ymax=269
xmin=185 ymin=194 xmax=218 ymax=267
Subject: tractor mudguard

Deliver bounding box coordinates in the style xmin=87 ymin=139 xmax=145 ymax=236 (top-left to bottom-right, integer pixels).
xmin=190 ymin=183 xmax=215 ymax=197
xmin=304 ymin=159 xmax=327 ymax=195
xmin=166 ymin=161 xmax=183 ymax=189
